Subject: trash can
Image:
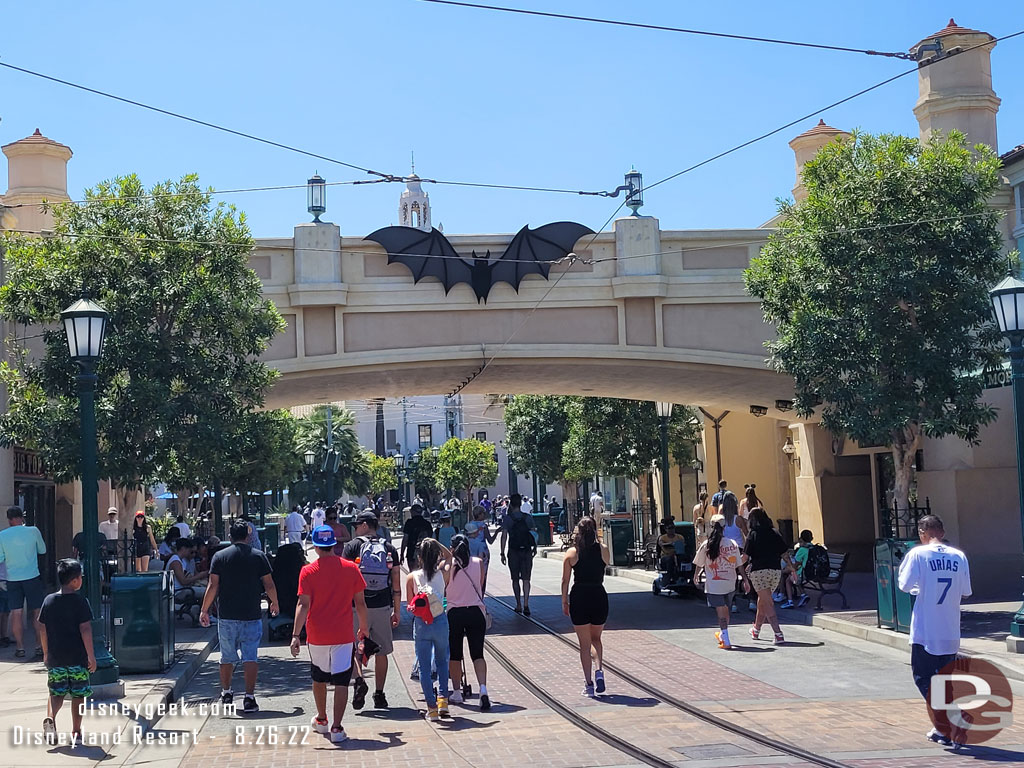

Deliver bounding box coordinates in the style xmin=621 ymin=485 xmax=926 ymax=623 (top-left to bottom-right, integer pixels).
xmin=671 ymin=521 xmax=696 ymax=562
xmin=532 ymin=512 xmax=552 ymax=547
xmin=875 ymin=538 xmax=917 ymax=632
xmin=602 ymin=516 xmax=634 ymax=567
xmin=260 ymin=522 xmax=280 ymax=554
xmin=451 ymin=507 xmax=468 ymax=533
xmin=339 ymin=515 xmax=355 ymax=536
xmin=110 ymin=571 xmax=174 ymax=674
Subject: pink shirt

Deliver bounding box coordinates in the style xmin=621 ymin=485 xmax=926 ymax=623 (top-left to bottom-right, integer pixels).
xmin=446 ymin=557 xmax=485 ymax=610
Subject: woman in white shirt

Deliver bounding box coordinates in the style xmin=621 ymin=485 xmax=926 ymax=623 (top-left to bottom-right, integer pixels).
xmin=693 ymin=514 xmax=748 ymax=649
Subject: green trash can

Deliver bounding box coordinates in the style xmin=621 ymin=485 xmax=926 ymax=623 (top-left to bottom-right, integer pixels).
xmin=875 ymin=538 xmax=917 ymax=632
xmin=602 ymin=517 xmax=634 ymax=567
xmin=532 ymin=512 xmax=552 ymax=547
xmin=452 ymin=507 xmax=468 ymax=533
xmin=259 ymin=523 xmax=279 ymax=554
xmin=339 ymin=515 xmax=355 ymax=536
xmin=111 ymin=571 xmax=174 ymax=674
xmin=672 ymin=521 xmax=696 ymax=562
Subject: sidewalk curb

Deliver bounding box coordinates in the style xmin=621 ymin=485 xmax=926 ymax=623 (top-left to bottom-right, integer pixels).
xmin=540 ymin=548 xmax=659 ymax=587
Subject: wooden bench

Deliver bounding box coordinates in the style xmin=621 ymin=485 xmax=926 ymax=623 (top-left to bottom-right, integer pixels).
xmin=800 ymin=551 xmax=850 ymax=610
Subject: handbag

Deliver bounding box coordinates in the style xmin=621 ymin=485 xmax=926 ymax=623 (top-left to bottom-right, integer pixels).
xmin=461 ymin=562 xmax=492 ymax=630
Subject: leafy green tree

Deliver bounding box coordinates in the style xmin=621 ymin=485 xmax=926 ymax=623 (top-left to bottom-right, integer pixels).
xmin=368 ymin=452 xmax=399 ymax=497
xmin=294 ymin=405 xmax=369 ymax=498
xmin=746 ymin=131 xmax=1008 ymax=510
xmin=409 ymin=448 xmax=440 ymax=502
xmin=503 ymin=395 xmax=571 ymax=479
xmin=435 ymin=437 xmax=498 ymax=502
xmin=221 ymin=410 xmax=302 ymax=494
xmin=0 ymin=174 xmax=283 ymax=499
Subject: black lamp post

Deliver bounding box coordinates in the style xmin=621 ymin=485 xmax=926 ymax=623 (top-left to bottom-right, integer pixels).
xmin=990 ymin=274 xmax=1024 ymax=637
xmin=307 ymin=174 xmax=326 ymax=222
xmin=625 ymin=168 xmax=643 ymax=216
xmin=394 ymin=453 xmax=406 ymax=503
xmin=303 ymin=449 xmax=316 ymax=504
xmin=656 ymin=402 xmax=673 ymax=530
xmin=61 ymin=296 xmax=119 ymax=686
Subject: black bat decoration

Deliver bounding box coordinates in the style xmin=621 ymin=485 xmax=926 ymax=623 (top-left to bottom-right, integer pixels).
xmin=364 ymin=221 xmax=594 ymax=303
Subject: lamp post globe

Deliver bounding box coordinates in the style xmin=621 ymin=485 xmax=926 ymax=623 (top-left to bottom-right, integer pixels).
xmin=655 ymin=401 xmax=673 ymax=531
xmin=303 ymin=449 xmax=316 ymax=467
xmin=990 ymin=275 xmax=1024 ymax=638
xmin=307 ymin=174 xmax=326 ymax=222
xmin=60 ymin=296 xmax=119 ymax=686
xmin=625 ymin=168 xmax=643 ymax=216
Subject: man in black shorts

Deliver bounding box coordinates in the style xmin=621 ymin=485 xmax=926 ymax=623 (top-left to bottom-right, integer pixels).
xmin=499 ymin=494 xmax=537 ymax=615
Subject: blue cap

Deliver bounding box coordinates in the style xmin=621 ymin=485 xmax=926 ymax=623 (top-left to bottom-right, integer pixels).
xmin=311 ymin=525 xmax=337 ymax=548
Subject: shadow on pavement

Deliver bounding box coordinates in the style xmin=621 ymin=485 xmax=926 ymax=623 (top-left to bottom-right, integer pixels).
xmin=355 ymin=706 xmax=422 ymax=722
xmin=46 ymin=744 xmax=109 ymax=760
xmin=595 ymin=693 xmax=658 ymax=707
xmin=722 ymin=646 xmax=775 ymax=653
xmin=234 ymin=705 xmax=305 ymax=720
xmin=948 ymin=744 xmax=1024 ymax=762
xmin=340 ymin=734 xmax=406 ymax=750
xmin=438 ymin=717 xmax=499 ymax=730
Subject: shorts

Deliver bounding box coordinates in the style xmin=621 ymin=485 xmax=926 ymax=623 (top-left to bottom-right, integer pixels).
xmin=569 ymin=584 xmax=609 ymax=626
xmin=134 ymin=539 xmax=153 ymax=558
xmin=47 ymin=666 xmax=92 ymax=698
xmin=0 ymin=588 xmax=8 ymax=613
xmin=910 ymin=644 xmax=958 ymax=701
xmin=218 ymin=618 xmax=263 ymax=664
xmin=507 ymin=549 xmax=534 ymax=581
xmin=7 ymin=577 xmax=45 ymax=612
xmin=707 ymin=591 xmax=735 ymax=608
xmin=749 ymin=569 xmax=781 ymax=593
xmin=355 ymin=605 xmax=395 ymax=656
xmin=448 ymin=606 xmax=486 ymax=662
xmin=307 ymin=642 xmax=354 ymax=686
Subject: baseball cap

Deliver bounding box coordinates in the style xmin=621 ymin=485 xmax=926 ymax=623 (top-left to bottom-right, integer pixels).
xmin=710 ymin=513 xmax=725 ymax=527
xmin=465 ymin=521 xmax=479 ymax=535
xmin=107 ymin=507 xmax=118 ymax=515
xmin=135 ymin=510 xmax=146 ymax=518
xmin=311 ymin=525 xmax=338 ymax=548
xmin=440 ymin=510 xmax=452 ymax=520
xmin=355 ymin=510 xmax=378 ymax=526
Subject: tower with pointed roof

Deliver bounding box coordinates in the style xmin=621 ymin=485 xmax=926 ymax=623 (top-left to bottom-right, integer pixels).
xmin=398 ymin=161 xmax=431 ymax=231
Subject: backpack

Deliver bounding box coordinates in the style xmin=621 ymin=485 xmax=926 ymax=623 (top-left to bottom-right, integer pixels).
xmin=508 ymin=514 xmax=534 ymax=552
xmin=804 ymin=545 xmax=831 ymax=582
xmin=356 ymin=536 xmax=391 ymax=592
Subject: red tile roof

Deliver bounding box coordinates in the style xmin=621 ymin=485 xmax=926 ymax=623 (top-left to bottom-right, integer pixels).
xmin=792 ymin=120 xmax=845 ymax=140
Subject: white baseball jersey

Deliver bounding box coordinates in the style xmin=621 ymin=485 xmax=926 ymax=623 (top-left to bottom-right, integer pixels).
xmin=897 ymin=541 xmax=971 ymax=656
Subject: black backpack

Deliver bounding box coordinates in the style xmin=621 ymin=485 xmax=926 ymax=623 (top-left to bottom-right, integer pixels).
xmin=508 ymin=514 xmax=534 ymax=552
xmin=804 ymin=545 xmax=831 ymax=581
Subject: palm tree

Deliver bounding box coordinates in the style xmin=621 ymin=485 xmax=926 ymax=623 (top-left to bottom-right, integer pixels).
xmin=295 ymin=405 xmax=370 ymax=500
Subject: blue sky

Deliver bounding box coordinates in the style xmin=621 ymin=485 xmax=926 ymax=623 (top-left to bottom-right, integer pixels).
xmin=2 ymin=2 xmax=1021 ymax=237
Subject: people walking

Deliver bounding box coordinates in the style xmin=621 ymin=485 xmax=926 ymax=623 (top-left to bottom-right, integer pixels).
xmin=446 ymin=534 xmax=491 ymax=710
xmin=692 ymin=490 xmax=710 ymax=523
xmin=284 ymin=505 xmax=308 ymax=545
xmin=406 ymin=538 xmax=452 ymax=722
xmin=200 ymin=520 xmax=279 ymax=713
xmin=738 ymin=484 xmax=761 ymax=519
xmin=132 ymin=511 xmax=158 ymax=572
xmin=711 ymin=480 xmax=729 ymax=511
xmin=401 ymin=504 xmax=433 ymax=570
xmin=38 ymin=559 xmax=95 ymax=746
xmin=745 ymin=509 xmax=793 ymax=645
xmin=342 ymin=511 xmax=400 ymax=711
xmin=435 ymin=511 xmax=456 ymax=548
xmin=464 ymin=521 xmax=491 ymax=590
xmin=324 ymin=507 xmax=352 ymax=554
xmin=561 ymin=516 xmax=610 ymax=697
xmin=99 ymin=508 xmax=120 ymax=543
xmin=0 ymin=506 xmax=47 ymax=657
xmin=693 ymin=514 xmax=748 ymax=649
xmin=500 ymin=494 xmax=537 ymax=615
xmin=897 ymin=515 xmax=972 ymax=749
xmin=589 ymin=490 xmax=605 ymax=518
xmin=290 ymin=525 xmax=369 ymax=744
xmin=311 ymin=502 xmax=327 ymax=532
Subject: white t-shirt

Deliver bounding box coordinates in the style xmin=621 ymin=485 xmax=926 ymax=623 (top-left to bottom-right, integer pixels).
xmin=167 ymin=554 xmax=195 ymax=591
xmin=521 ymin=499 xmax=533 ymax=515
xmin=898 ymin=541 xmax=972 ymax=656
xmin=285 ymin=511 xmax=306 ymax=542
xmin=590 ymin=494 xmax=605 ymax=514
xmin=175 ymin=521 xmax=192 ymax=538
xmin=693 ymin=537 xmax=742 ymax=594
xmin=311 ymin=507 xmax=326 ymax=530
xmin=99 ymin=519 xmax=120 ymax=541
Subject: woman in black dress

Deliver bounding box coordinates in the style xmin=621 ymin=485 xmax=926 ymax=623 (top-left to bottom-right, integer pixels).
xmin=560 ymin=516 xmax=611 ymax=698
xmin=132 ymin=511 xmax=158 ymax=572
xmin=745 ymin=508 xmax=795 ymax=644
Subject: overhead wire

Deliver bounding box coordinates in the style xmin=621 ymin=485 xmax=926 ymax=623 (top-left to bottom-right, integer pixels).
xmin=418 ymin=0 xmax=914 ymax=59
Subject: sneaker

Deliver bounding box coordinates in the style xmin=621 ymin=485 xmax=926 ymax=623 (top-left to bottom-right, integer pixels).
xmin=715 ymin=631 xmax=732 ymax=650
xmin=220 ymin=690 xmax=234 ymax=707
xmin=372 ymin=691 xmax=388 ymax=709
xmin=594 ymin=669 xmax=606 ymax=694
xmin=773 ymin=593 xmax=786 ymax=603
xmin=352 ymin=677 xmax=368 ymax=710
xmin=242 ymin=695 xmax=259 ymax=714
xmin=330 ymin=726 xmax=348 ymax=744
xmin=774 ymin=633 xmax=785 ymax=645
xmin=480 ymin=694 xmax=491 ymax=711
xmin=410 ymin=668 xmax=420 ymax=681
xmin=582 ymin=683 xmax=595 ymax=698
xmin=42 ymin=717 xmax=56 ymax=745
xmin=449 ymin=690 xmax=463 ymax=704
xmin=750 ymin=626 xmax=760 ymax=641
xmin=779 ymin=600 xmax=795 ymax=609
xmin=951 ymin=740 xmax=967 ymax=751
xmin=927 ymin=728 xmax=951 ymax=746
xmin=312 ymin=716 xmax=330 ymax=735
xmin=437 ymin=696 xmax=450 ymax=717
xmin=797 ymin=593 xmax=810 ymax=608
xmin=426 ymin=707 xmax=440 ymax=722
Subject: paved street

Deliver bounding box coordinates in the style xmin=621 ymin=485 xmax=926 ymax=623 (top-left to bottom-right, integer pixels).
xmin=150 ymin=537 xmax=1024 ymax=768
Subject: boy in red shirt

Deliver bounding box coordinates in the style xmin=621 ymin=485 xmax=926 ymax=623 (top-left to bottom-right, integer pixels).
xmin=291 ymin=525 xmax=368 ymax=744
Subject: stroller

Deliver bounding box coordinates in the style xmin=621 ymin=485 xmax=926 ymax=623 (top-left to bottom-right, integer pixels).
xmin=268 ymin=542 xmax=305 ymax=642
xmin=651 ymin=521 xmax=697 ymax=597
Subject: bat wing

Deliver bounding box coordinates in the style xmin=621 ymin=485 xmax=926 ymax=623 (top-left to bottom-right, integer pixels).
xmin=364 ymin=226 xmax=471 ymax=294
xmin=491 ymin=221 xmax=595 ymax=293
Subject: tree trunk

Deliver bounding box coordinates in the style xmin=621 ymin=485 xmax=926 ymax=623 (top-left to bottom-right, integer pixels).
xmin=890 ymin=425 xmax=921 ymax=511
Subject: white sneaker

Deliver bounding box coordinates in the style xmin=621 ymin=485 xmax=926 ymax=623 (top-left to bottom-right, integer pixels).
xmin=927 ymin=728 xmax=951 ymax=746
xmin=449 ymin=690 xmax=463 ymax=704
xmin=311 ymin=716 xmax=330 ymax=735
xmin=330 ymin=726 xmax=348 ymax=744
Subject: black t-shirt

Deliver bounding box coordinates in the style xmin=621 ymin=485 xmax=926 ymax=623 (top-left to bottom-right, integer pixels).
xmin=745 ymin=527 xmax=788 ymax=572
xmin=210 ymin=543 xmax=272 ymax=621
xmin=402 ymin=516 xmax=433 ymax=558
xmin=342 ymin=535 xmax=399 ymax=609
xmin=39 ymin=590 xmax=92 ymax=668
